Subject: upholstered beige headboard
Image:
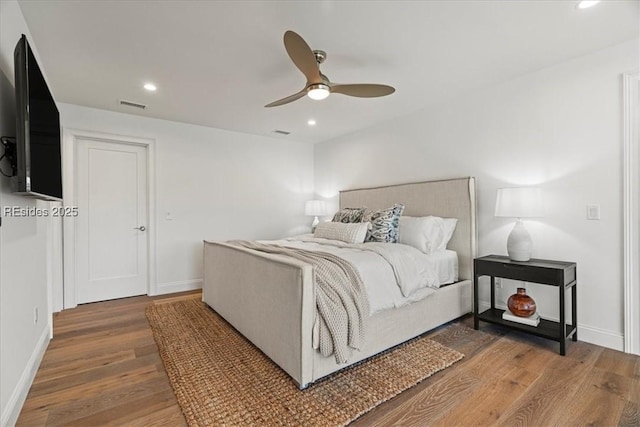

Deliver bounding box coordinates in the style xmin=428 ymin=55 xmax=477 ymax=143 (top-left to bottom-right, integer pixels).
xmin=339 ymin=177 xmax=477 ymax=281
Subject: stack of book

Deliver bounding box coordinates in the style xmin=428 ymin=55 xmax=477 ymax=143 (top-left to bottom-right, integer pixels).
xmin=502 ymin=310 xmax=540 ymax=326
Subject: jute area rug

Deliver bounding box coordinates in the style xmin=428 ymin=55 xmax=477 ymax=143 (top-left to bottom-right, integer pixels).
xmin=146 ymin=298 xmax=464 ymax=426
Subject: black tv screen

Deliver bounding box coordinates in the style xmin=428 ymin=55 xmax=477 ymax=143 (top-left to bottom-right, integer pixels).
xmin=14 ymin=34 xmax=62 ymax=200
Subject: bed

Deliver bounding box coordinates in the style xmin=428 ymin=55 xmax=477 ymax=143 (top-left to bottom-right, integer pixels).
xmin=203 ymin=177 xmax=477 ymax=389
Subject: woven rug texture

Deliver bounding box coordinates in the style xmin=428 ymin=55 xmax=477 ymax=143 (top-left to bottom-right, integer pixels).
xmin=146 ymin=298 xmax=464 ymax=426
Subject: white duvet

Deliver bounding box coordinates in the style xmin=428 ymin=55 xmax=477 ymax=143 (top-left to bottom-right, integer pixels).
xmin=260 ymin=235 xmax=458 ymax=315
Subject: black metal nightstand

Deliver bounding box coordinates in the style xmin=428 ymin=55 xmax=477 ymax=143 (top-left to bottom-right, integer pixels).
xmin=473 ymin=255 xmax=577 ymax=355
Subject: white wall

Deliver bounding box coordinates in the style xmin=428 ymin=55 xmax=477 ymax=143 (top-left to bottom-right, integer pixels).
xmin=1 ymin=1 xmax=314 ymax=415
xmin=0 ymin=1 xmax=54 ymax=425
xmin=315 ymin=40 xmax=638 ymax=350
xmin=59 ymin=104 xmax=314 ymax=296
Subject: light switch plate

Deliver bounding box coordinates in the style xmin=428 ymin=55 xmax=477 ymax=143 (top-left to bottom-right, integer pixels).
xmin=587 ymin=204 xmax=600 ymax=220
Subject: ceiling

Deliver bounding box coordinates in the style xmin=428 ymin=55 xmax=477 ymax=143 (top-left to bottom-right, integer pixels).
xmin=17 ymin=0 xmax=639 ymax=144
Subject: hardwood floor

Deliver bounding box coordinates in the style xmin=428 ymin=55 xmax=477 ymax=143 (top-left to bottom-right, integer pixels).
xmin=16 ymin=292 xmax=195 ymax=427
xmin=17 ymin=291 xmax=640 ymax=426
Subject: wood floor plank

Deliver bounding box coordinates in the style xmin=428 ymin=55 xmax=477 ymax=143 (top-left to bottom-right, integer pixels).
xmin=22 ymin=364 xmax=160 ymax=412
xmin=57 ymin=390 xmax=182 ymax=427
xmin=460 ymin=336 xmax=532 ymax=379
xmin=133 ymin=343 xmax=160 ymax=358
xmin=52 ymin=301 xmax=150 ymax=327
xmin=352 ymin=324 xmax=500 ymax=426
xmin=430 ymin=321 xmax=498 ymax=353
xmin=361 ymin=369 xmax=482 ymax=427
xmin=40 ymin=330 xmax=155 ymax=365
xmin=432 ymin=364 xmax=539 ymax=427
xmin=619 ymin=399 xmax=640 ymax=427
xmin=496 ymin=342 xmax=603 ymax=427
xmin=16 ymin=291 xmax=640 ymax=427
xmin=618 ymin=375 xmax=640 ymax=426
xmin=50 ymin=313 xmax=148 ymax=342
xmin=34 ymin=350 xmax=137 ymax=384
xmin=375 ymin=338 xmax=545 ymax=427
xmin=41 ymin=377 xmax=173 ymax=426
xmin=595 ymin=347 xmax=640 ymax=379
xmin=112 ymin=404 xmax=187 ymax=427
xmin=630 ymin=375 xmax=640 ymax=404
xmin=15 ymin=407 xmax=49 ymax=426
xmin=46 ymin=321 xmax=149 ymax=352
xmin=556 ymin=368 xmax=633 ymax=426
xmin=28 ymin=353 xmax=162 ymax=398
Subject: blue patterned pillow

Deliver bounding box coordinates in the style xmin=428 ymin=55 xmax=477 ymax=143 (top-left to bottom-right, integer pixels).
xmin=332 ymin=207 xmax=367 ymax=223
xmin=362 ymin=204 xmax=405 ymax=243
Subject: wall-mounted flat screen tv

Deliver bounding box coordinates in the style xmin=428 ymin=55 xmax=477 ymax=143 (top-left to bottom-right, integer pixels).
xmin=13 ymin=34 xmax=62 ymax=201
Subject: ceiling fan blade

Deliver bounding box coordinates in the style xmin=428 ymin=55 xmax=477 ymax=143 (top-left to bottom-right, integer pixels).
xmin=283 ymin=30 xmax=322 ymax=84
xmin=264 ymin=89 xmax=306 ymax=108
xmin=331 ymin=84 xmax=395 ymax=98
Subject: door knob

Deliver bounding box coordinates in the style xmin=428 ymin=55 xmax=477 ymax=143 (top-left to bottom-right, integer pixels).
xmin=134 ymin=226 xmax=146 ymax=231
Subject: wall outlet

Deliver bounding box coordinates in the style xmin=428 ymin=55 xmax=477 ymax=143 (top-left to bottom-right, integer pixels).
xmin=495 ymin=278 xmax=502 ymax=289
xmin=33 ymin=306 xmax=39 ymax=325
xmin=587 ymin=204 xmax=601 ymax=220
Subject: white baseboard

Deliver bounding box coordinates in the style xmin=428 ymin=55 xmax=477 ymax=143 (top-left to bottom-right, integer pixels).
xmin=477 ymin=300 xmax=624 ymax=352
xmin=578 ymin=324 xmax=624 ymax=351
xmin=151 ymin=279 xmax=202 ymax=296
xmin=1 ymin=324 xmax=50 ymax=427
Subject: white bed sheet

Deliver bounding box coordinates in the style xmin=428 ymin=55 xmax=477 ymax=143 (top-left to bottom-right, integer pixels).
xmin=260 ymin=235 xmax=458 ymax=315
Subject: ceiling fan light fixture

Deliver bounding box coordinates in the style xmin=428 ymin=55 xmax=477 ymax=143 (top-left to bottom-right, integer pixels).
xmin=307 ymin=84 xmax=330 ymax=100
xmin=265 ymin=31 xmax=395 ymax=107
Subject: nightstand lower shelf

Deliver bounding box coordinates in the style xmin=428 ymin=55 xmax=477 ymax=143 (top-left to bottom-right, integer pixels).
xmin=478 ymin=308 xmax=577 ymax=342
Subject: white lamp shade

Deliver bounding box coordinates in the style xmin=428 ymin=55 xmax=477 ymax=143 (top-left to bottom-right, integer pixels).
xmin=495 ymin=187 xmax=543 ymax=218
xmin=305 ymin=200 xmax=326 ymax=216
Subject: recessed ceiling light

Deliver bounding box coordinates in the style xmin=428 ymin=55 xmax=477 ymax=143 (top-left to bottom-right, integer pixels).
xmin=143 ymin=83 xmax=157 ymax=91
xmin=577 ymin=0 xmax=600 ymax=9
xmin=307 ymin=119 xmax=317 ymax=126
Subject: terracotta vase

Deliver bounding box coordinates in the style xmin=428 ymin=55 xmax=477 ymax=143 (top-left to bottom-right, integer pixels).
xmin=507 ymin=287 xmax=537 ymax=317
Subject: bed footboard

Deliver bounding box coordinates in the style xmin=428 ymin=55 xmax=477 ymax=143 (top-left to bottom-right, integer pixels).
xmin=202 ymin=241 xmax=315 ymax=388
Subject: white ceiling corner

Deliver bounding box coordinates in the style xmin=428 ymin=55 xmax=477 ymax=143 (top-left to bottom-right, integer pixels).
xmin=16 ymin=0 xmax=640 ymax=144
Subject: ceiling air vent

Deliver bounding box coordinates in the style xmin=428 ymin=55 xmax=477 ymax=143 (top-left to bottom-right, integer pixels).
xmin=273 ymin=130 xmax=290 ymax=135
xmin=119 ymin=99 xmax=147 ymax=110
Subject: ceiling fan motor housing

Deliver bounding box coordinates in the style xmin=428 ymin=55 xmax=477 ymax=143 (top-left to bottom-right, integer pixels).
xmin=313 ymin=50 xmax=327 ymax=64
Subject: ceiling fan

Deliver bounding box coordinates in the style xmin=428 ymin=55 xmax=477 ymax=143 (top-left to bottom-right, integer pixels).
xmin=265 ymin=30 xmax=395 ymax=108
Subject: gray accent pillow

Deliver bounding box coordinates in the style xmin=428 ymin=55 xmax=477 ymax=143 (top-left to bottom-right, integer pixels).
xmin=332 ymin=207 xmax=367 ymax=223
xmin=314 ymin=221 xmax=370 ymax=244
xmin=362 ymin=204 xmax=405 ymax=243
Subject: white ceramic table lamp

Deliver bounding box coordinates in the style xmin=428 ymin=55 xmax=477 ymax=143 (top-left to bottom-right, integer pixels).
xmin=305 ymin=200 xmax=326 ymax=232
xmin=494 ymin=187 xmax=543 ymax=262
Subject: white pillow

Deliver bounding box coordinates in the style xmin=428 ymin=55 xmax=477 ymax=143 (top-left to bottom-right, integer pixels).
xmin=314 ymin=221 xmax=369 ymax=244
xmin=398 ymin=216 xmax=445 ymax=254
xmin=438 ymin=218 xmax=458 ymax=251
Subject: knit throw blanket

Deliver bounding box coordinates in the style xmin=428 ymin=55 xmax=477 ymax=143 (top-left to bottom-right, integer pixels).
xmin=228 ymin=241 xmax=370 ymax=364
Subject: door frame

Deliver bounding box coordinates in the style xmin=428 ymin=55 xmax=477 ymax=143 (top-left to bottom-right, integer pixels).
xmin=623 ymin=71 xmax=639 ymax=355
xmin=62 ymin=128 xmax=156 ymax=309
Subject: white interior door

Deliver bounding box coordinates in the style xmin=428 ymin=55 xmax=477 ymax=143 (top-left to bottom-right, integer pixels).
xmin=76 ymin=138 xmax=148 ymax=304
